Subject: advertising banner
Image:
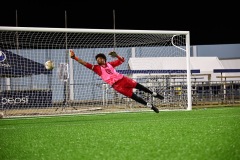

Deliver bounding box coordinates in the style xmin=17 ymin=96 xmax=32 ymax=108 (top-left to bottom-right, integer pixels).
xmin=1 ymin=90 xmax=52 ymax=108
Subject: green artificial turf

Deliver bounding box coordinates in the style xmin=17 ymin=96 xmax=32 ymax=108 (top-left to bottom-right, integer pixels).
xmin=0 ymin=106 xmax=240 ymax=160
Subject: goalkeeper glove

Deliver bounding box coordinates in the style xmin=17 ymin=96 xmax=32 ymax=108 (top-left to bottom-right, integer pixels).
xmin=109 ymin=51 xmax=118 ymax=58
xmin=70 ymin=49 xmax=75 ymax=59
xmin=70 ymin=49 xmax=79 ymax=61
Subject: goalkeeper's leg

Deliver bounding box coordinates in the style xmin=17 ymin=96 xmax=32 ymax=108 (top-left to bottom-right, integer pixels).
xmin=135 ymin=83 xmax=164 ymax=100
xmin=131 ymin=93 xmax=159 ymax=113
xmin=112 ymin=77 xmax=160 ymax=113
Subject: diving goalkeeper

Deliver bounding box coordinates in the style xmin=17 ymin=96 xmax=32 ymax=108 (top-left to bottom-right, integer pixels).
xmin=70 ymin=49 xmax=164 ymax=113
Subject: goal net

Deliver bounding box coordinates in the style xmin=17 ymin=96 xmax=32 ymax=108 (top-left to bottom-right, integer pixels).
xmin=0 ymin=27 xmax=192 ymax=118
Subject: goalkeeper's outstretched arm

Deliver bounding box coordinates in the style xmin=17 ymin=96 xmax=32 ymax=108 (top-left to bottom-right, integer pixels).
xmin=69 ymin=49 xmax=87 ymax=66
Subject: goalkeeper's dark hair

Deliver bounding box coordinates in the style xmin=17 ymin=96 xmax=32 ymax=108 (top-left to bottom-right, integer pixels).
xmin=95 ymin=53 xmax=107 ymax=61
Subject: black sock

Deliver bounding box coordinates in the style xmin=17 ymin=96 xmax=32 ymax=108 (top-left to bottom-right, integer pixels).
xmin=135 ymin=83 xmax=153 ymax=94
xmin=130 ymin=93 xmax=147 ymax=106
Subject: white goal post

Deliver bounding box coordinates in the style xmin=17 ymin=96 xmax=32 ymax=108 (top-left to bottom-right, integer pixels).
xmin=0 ymin=26 xmax=193 ymax=118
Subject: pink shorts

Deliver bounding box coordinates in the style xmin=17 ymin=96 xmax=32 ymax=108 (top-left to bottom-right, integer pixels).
xmin=112 ymin=76 xmax=137 ymax=98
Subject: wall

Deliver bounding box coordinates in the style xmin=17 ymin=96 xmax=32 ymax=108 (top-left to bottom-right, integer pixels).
xmin=193 ymin=43 xmax=240 ymax=58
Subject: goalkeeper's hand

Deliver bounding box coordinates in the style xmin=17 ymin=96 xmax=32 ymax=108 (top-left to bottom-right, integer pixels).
xmin=108 ymin=51 xmax=118 ymax=58
xmin=70 ymin=49 xmax=75 ymax=59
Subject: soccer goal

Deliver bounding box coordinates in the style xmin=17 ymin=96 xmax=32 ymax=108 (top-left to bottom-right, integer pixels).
xmin=0 ymin=26 xmax=193 ymax=118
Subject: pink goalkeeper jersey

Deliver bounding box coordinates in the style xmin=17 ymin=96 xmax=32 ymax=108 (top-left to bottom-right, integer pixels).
xmin=100 ymin=62 xmax=123 ymax=85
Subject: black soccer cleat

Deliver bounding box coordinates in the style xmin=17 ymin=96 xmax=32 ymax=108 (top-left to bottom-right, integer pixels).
xmin=151 ymin=105 xmax=159 ymax=113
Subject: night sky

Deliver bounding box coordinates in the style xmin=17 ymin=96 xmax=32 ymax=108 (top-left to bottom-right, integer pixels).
xmin=0 ymin=1 xmax=239 ymax=46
